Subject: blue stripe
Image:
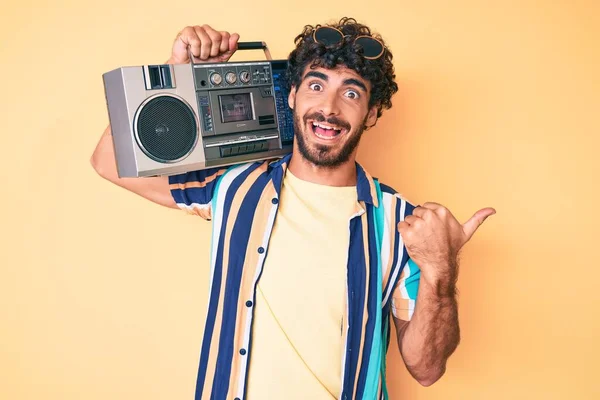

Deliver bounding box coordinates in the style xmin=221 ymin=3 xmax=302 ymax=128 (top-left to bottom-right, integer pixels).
xmin=402 ymin=203 xmax=419 ymax=301
xmin=382 ymin=195 xmax=402 ymax=302
xmin=270 ymin=155 xmax=289 ymax=197
xmin=193 ymin=168 xmax=242 ymax=400
xmin=196 ymin=163 xmax=259 ymax=400
xmin=355 ymin=164 xmax=376 ymax=205
xmin=212 ymin=168 xmax=272 ymax=398
xmin=169 ymin=167 xmax=226 ymax=206
xmin=387 ymin=201 xmax=416 ymax=301
xmin=378 ymin=182 xmax=396 ymax=195
xmin=341 ymin=216 xmax=367 ymax=400
xmin=241 ymin=163 xmax=285 ymax=399
xmin=358 ymin=182 xmax=385 ymax=399
xmin=357 ymin=180 xmax=386 ymax=399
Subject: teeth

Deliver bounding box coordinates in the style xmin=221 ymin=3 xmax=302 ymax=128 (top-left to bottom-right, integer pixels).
xmin=312 ymin=121 xmax=339 ymax=130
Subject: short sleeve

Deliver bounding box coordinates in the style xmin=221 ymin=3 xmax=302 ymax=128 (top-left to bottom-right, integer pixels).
xmin=391 ymin=258 xmax=421 ymax=321
xmin=168 ymin=167 xmax=228 ymax=220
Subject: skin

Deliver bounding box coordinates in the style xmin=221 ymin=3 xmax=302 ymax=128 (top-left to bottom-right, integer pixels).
xmin=287 ymin=67 xmax=378 ymax=186
xmin=91 ymin=24 xmax=496 ymax=387
xmin=287 ymin=59 xmax=496 ymax=386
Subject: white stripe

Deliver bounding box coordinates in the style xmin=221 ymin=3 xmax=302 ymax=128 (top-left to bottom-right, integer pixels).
xmin=176 ymin=202 xmax=210 ymax=213
xmin=407 ymin=299 xmax=416 ymax=320
xmin=379 ymin=193 xmax=392 ymax=307
xmin=236 ymin=182 xmax=280 ymax=399
xmin=206 ymin=163 xmax=254 ymax=312
xmin=383 ymin=196 xmax=406 ymax=306
xmin=391 ymin=259 xmax=412 ymax=319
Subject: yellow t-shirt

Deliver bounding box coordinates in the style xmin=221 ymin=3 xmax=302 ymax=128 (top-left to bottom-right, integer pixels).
xmin=245 ymin=169 xmax=359 ymax=400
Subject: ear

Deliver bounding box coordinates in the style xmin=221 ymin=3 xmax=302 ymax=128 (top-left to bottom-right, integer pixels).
xmin=288 ymin=86 xmax=296 ymax=109
xmin=365 ymin=106 xmax=378 ymax=128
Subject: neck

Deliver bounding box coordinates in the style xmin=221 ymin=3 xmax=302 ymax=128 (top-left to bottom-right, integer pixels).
xmin=288 ymin=152 xmax=357 ymax=187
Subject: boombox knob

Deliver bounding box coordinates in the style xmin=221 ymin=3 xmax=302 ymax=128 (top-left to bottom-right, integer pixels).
xmin=225 ymin=72 xmax=237 ymax=85
xmin=239 ymin=70 xmax=250 ymax=83
xmin=210 ymin=72 xmax=223 ymax=86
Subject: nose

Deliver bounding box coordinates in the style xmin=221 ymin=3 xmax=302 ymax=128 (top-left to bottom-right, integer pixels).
xmin=318 ymin=90 xmax=340 ymax=116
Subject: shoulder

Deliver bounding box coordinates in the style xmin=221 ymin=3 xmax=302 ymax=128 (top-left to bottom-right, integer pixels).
xmin=215 ymin=157 xmax=286 ymax=190
xmin=376 ymin=180 xmax=418 ymax=218
xmin=223 ymin=157 xmax=286 ymax=178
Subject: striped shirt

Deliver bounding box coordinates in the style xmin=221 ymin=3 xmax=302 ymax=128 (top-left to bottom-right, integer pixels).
xmin=168 ymin=153 xmax=420 ymax=400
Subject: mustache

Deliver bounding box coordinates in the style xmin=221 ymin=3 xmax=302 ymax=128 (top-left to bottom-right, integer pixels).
xmin=303 ymin=112 xmax=351 ymax=131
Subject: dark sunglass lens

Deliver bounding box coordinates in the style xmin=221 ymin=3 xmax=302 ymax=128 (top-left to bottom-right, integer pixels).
xmin=314 ymin=27 xmax=344 ymax=46
xmin=355 ymin=37 xmax=384 ymax=58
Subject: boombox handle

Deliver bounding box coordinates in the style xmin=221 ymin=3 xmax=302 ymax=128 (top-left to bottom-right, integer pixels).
xmin=188 ymin=41 xmax=272 ymax=65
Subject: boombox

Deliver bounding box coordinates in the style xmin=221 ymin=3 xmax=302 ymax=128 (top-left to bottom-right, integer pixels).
xmin=102 ymin=42 xmax=295 ymax=177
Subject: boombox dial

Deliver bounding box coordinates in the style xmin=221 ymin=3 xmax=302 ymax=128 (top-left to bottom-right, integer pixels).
xmin=210 ymin=72 xmax=223 ymax=85
xmin=225 ymin=72 xmax=237 ymax=84
xmin=239 ymin=70 xmax=250 ymax=83
xmin=103 ymin=44 xmax=295 ymax=178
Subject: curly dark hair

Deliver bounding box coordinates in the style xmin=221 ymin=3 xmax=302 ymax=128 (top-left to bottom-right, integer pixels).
xmin=286 ymin=17 xmax=398 ymax=120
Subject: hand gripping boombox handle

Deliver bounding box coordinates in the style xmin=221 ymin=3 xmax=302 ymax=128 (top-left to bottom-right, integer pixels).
xmin=188 ymin=41 xmax=272 ymax=65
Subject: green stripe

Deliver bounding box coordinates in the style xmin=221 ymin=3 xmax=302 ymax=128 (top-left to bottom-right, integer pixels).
xmin=363 ymin=179 xmax=385 ymax=399
xmin=406 ymin=259 xmax=421 ymax=300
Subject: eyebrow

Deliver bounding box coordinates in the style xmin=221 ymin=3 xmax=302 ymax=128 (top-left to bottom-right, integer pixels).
xmin=302 ymin=71 xmax=369 ymax=93
xmin=343 ymin=78 xmax=368 ymax=94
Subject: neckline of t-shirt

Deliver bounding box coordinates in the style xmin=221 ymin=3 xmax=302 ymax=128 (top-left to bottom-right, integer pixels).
xmin=285 ymin=169 xmax=358 ymax=193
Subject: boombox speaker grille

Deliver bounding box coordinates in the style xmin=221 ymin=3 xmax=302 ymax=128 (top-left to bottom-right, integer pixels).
xmin=135 ymin=96 xmax=197 ymax=162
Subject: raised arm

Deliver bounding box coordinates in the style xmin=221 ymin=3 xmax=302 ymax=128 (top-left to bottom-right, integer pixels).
xmin=395 ymin=203 xmax=495 ymax=385
xmin=90 ymin=25 xmax=240 ymax=208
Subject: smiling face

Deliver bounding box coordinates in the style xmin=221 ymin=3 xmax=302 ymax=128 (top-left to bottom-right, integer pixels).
xmin=288 ymin=66 xmax=378 ymax=168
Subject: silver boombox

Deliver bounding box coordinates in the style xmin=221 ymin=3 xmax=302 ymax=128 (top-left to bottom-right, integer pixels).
xmin=102 ymin=42 xmax=294 ymax=177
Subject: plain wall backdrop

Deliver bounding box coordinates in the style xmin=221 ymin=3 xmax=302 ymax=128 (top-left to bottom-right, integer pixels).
xmin=1 ymin=0 xmax=599 ymax=399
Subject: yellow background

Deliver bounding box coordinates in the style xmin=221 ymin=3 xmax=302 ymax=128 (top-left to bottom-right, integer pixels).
xmin=1 ymin=0 xmax=599 ymax=399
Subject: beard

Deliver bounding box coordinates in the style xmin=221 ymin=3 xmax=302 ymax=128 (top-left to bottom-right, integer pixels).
xmin=293 ymin=110 xmax=368 ymax=168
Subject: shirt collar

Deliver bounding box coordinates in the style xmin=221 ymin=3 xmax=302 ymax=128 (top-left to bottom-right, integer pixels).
xmin=269 ymin=153 xmax=379 ymax=207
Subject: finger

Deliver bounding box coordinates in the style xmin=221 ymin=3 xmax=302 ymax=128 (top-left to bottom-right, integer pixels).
xmin=421 ymin=202 xmax=443 ymax=210
xmin=404 ymin=215 xmax=422 ymax=226
xmin=397 ymin=221 xmax=410 ymax=233
xmin=229 ymin=33 xmax=240 ymax=53
xmin=219 ymin=31 xmax=231 ymax=53
xmin=193 ymin=25 xmax=212 ymax=60
xmin=202 ymin=25 xmax=223 ymax=57
xmin=177 ymin=26 xmax=202 ymax=60
xmin=412 ymin=206 xmax=431 ymax=219
xmin=462 ymin=207 xmax=496 ymax=240
xmin=172 ymin=27 xmax=198 ymax=63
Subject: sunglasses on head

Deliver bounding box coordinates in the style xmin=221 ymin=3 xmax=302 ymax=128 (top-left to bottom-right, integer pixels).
xmin=312 ymin=26 xmax=385 ymax=60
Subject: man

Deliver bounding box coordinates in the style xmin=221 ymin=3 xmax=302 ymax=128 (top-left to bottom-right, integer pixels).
xmin=91 ymin=17 xmax=495 ymax=400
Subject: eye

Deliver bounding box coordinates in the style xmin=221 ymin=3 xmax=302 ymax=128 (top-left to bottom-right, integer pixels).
xmin=345 ymin=89 xmax=360 ymax=99
xmin=309 ymin=82 xmax=323 ymax=91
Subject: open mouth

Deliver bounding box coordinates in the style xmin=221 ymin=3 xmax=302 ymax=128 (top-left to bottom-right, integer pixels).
xmin=309 ymin=121 xmax=347 ymax=140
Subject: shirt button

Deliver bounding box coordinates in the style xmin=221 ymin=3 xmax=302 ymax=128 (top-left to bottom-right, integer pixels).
xmin=271 ymin=197 xmax=279 ymax=204
xmin=240 ymin=348 xmax=247 ymax=355
xmin=246 ymin=300 xmax=253 ymax=307
xmin=258 ymin=247 xmax=265 ymax=254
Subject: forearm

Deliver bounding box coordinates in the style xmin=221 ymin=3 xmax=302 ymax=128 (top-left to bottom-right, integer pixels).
xmin=90 ymin=125 xmax=175 ymax=208
xmin=90 ymin=125 xmax=118 ymax=180
xmin=396 ymin=269 xmax=460 ymax=386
